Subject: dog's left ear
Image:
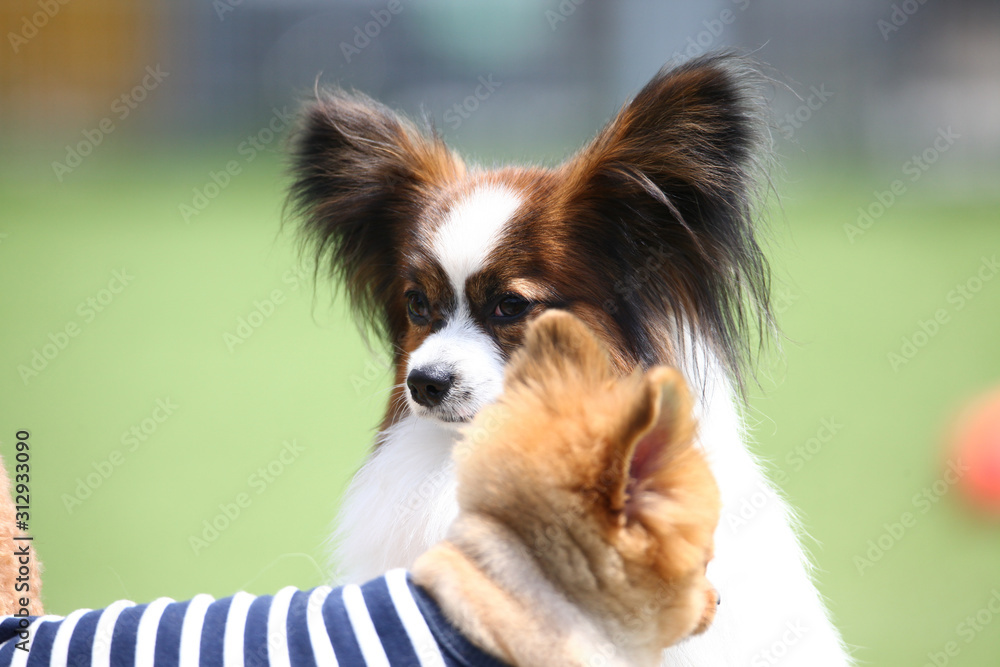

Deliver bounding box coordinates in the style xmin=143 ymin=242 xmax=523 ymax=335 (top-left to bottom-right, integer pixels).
xmin=505 ymin=311 xmax=615 ymax=393
xmin=560 ymin=53 xmax=772 ymax=390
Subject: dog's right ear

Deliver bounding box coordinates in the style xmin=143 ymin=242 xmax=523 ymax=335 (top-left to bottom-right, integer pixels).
xmin=287 ymin=90 xmax=465 ymax=336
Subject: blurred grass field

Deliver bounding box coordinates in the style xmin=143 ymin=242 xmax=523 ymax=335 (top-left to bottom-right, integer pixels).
xmin=1 ymin=146 xmax=999 ymax=666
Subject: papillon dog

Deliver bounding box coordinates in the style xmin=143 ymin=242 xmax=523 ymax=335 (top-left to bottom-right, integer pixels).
xmin=289 ymin=53 xmax=851 ymax=665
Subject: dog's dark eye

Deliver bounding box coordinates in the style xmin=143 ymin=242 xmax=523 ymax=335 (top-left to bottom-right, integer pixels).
xmin=406 ymin=291 xmax=430 ymax=323
xmin=492 ymin=295 xmax=531 ymax=320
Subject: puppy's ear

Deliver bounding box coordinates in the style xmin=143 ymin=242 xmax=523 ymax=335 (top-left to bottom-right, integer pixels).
xmin=600 ymin=367 xmax=698 ymax=518
xmin=505 ymin=311 xmax=615 ymax=393
xmin=634 ymin=367 xmax=697 ymax=476
xmin=287 ymin=90 xmax=464 ymax=337
xmin=560 ymin=53 xmax=772 ymax=391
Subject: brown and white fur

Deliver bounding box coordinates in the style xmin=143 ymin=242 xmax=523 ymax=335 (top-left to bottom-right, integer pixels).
xmin=413 ymin=310 xmax=719 ymax=666
xmin=289 ymin=53 xmax=852 ymax=664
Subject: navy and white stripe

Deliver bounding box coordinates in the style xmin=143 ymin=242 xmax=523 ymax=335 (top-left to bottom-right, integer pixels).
xmin=0 ymin=570 xmax=508 ymax=667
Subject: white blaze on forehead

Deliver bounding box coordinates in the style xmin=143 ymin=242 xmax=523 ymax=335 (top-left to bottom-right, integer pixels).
xmin=431 ymin=185 xmax=522 ymax=295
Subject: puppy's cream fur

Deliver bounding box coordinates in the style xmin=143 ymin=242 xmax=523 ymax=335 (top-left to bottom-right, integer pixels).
xmin=413 ymin=311 xmax=719 ymax=666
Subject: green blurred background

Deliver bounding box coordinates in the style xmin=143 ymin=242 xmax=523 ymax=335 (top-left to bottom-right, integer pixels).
xmin=2 ymin=1 xmax=999 ymax=665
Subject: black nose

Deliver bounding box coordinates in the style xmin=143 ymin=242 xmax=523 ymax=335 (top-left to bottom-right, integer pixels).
xmin=407 ymin=368 xmax=454 ymax=408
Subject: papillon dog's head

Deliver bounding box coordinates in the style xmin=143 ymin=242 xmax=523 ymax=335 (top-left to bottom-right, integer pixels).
xmin=289 ymin=53 xmax=771 ymax=428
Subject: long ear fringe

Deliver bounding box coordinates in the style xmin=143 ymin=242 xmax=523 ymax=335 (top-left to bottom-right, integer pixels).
xmin=669 ymin=53 xmax=776 ymax=396
xmin=569 ymin=52 xmax=777 ymax=394
xmin=284 ymin=89 xmax=463 ymax=342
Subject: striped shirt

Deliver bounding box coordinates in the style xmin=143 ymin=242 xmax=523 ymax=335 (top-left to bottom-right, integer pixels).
xmin=0 ymin=569 xmax=508 ymax=667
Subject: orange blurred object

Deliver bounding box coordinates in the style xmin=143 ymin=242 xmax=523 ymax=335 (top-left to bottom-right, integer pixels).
xmin=952 ymin=387 xmax=1000 ymax=515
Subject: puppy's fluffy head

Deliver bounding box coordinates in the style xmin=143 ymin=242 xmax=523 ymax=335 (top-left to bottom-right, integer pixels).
xmin=456 ymin=310 xmax=721 ymax=651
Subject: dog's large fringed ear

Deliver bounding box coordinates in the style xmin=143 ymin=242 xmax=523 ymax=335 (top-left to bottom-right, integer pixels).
xmin=505 ymin=311 xmax=615 ymax=394
xmin=287 ymin=90 xmax=465 ymax=338
xmin=561 ymin=53 xmax=773 ymax=391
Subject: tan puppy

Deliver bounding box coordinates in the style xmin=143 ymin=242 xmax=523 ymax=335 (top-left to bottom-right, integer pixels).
xmin=413 ymin=311 xmax=720 ymax=667
xmin=0 ymin=453 xmax=42 ymax=616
